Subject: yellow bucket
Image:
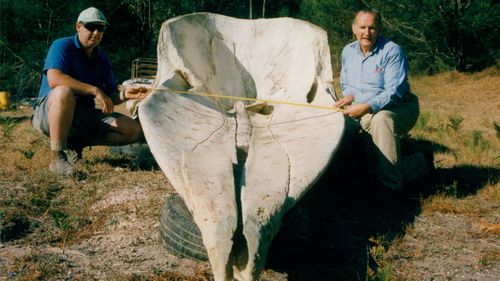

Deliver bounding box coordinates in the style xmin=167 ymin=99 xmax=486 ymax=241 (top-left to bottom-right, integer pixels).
xmin=0 ymin=91 xmax=10 ymax=110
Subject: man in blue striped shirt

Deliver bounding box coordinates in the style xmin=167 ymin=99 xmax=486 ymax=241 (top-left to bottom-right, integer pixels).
xmin=334 ymin=9 xmax=434 ymax=191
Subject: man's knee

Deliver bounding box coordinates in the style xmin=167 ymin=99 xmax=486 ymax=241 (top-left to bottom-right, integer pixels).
xmin=370 ymin=110 xmax=395 ymax=133
xmin=113 ymin=117 xmax=142 ymax=143
xmin=48 ymin=86 xmax=76 ymax=108
xmin=125 ymin=121 xmax=142 ymax=142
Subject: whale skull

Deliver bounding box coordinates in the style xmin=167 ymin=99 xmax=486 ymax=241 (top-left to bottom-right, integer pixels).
xmin=138 ymin=13 xmax=344 ymax=281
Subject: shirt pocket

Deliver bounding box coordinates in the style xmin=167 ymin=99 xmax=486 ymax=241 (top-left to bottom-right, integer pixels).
xmin=365 ymin=66 xmax=385 ymax=86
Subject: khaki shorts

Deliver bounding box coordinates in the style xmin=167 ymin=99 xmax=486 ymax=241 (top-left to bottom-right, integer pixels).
xmin=32 ymin=96 xmax=122 ymax=139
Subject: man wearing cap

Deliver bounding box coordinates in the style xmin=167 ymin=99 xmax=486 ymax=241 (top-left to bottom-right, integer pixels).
xmin=32 ymin=7 xmax=149 ymax=176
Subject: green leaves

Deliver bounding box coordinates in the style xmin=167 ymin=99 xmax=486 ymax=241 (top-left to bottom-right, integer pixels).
xmin=1 ymin=0 xmax=497 ymax=101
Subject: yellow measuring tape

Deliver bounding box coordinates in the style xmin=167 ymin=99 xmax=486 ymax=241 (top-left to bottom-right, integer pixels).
xmin=145 ymin=87 xmax=344 ymax=112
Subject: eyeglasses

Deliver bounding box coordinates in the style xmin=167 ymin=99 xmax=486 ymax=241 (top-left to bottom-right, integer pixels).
xmin=82 ymin=22 xmax=107 ymax=32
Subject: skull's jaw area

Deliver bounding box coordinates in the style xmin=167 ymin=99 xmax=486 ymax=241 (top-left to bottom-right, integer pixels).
xmin=137 ymin=13 xmax=344 ymax=281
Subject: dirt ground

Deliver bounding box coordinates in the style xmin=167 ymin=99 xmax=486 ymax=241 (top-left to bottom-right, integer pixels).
xmin=0 ymin=105 xmax=288 ymax=281
xmin=0 ymin=98 xmax=499 ymax=280
xmin=0 ymin=166 xmax=286 ymax=281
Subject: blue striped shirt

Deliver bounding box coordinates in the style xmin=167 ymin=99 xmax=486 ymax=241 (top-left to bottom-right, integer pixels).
xmin=340 ymin=36 xmax=411 ymax=113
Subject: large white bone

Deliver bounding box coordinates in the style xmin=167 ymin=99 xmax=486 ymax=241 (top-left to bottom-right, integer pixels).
xmin=138 ymin=13 xmax=344 ymax=281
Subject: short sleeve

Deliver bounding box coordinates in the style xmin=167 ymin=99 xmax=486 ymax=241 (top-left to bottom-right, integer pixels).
xmin=43 ymin=39 xmax=72 ymax=75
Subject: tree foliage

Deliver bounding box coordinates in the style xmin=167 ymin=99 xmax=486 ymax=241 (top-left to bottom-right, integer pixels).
xmin=374 ymin=0 xmax=499 ymax=73
xmin=0 ymin=0 xmax=497 ymax=99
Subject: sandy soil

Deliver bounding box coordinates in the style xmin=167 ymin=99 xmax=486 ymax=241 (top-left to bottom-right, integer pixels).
xmin=0 ymin=159 xmax=286 ymax=281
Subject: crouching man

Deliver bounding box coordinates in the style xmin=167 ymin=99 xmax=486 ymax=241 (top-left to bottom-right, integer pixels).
xmin=32 ymin=7 xmax=148 ymax=176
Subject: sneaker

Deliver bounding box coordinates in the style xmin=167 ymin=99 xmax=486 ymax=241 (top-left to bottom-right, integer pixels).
xmin=64 ymin=149 xmax=84 ymax=165
xmin=66 ymin=138 xmax=86 ymax=165
xmin=49 ymin=158 xmax=76 ymax=176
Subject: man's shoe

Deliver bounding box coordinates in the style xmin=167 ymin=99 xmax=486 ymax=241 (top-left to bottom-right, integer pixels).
xmin=64 ymin=149 xmax=84 ymax=165
xmin=421 ymin=149 xmax=436 ymax=180
xmin=49 ymin=158 xmax=76 ymax=176
xmin=66 ymin=138 xmax=86 ymax=165
xmin=415 ymin=149 xmax=437 ymax=195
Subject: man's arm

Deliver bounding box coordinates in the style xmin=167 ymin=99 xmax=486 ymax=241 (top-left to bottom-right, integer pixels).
xmin=339 ymin=46 xmax=355 ymax=99
xmin=107 ymin=83 xmax=150 ymax=106
xmin=47 ymin=68 xmax=114 ymax=114
xmin=336 ymin=45 xmax=373 ymax=118
xmin=119 ymin=85 xmax=150 ymax=102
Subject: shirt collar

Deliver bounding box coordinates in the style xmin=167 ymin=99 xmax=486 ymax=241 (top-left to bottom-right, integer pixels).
xmin=72 ymin=34 xmax=100 ymax=57
xmin=371 ymin=36 xmax=383 ymax=54
xmin=354 ymin=35 xmax=383 ymax=57
xmin=73 ymin=34 xmax=82 ymax=49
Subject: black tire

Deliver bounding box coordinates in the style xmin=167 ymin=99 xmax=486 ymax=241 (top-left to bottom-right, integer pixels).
xmin=159 ymin=193 xmax=208 ymax=261
xmin=108 ymin=143 xmax=158 ymax=169
xmin=108 ymin=142 xmax=152 ymax=158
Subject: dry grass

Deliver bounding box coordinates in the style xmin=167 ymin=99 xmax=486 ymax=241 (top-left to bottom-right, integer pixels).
xmin=0 ymin=104 xmax=186 ymax=279
xmin=325 ymin=67 xmax=499 ymax=281
xmin=411 ymin=68 xmax=500 ymax=215
xmin=379 ymin=68 xmax=500 ymax=281
xmin=410 ymin=67 xmax=500 ymax=167
xmin=1 ymin=67 xmax=499 ymax=280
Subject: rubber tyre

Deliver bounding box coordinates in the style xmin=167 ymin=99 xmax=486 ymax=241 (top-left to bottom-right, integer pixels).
xmin=159 ymin=193 xmax=208 ymax=261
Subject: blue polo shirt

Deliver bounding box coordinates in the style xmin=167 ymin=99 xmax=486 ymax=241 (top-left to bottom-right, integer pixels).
xmin=37 ymin=35 xmax=117 ymax=108
xmin=340 ymin=36 xmax=411 ymax=113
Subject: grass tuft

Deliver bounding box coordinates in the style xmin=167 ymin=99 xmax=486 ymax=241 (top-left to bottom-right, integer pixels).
xmin=494 ymin=121 xmax=500 ymax=140
xmin=366 ymin=237 xmax=394 ymax=281
xmin=470 ymin=130 xmax=490 ymax=151
xmin=447 ymin=115 xmax=464 ymax=132
xmin=0 ymin=116 xmax=18 ymax=140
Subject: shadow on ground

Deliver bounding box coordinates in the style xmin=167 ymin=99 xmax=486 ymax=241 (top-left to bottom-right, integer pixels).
xmin=266 ymin=136 xmax=499 ymax=281
xmin=438 ymin=165 xmax=499 ymax=198
xmin=97 ymin=143 xmax=159 ymax=171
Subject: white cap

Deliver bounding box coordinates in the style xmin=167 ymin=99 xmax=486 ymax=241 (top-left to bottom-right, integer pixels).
xmin=77 ymin=7 xmax=108 ymax=25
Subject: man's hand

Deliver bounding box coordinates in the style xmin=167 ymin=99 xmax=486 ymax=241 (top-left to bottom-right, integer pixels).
xmin=343 ymin=103 xmax=372 ymax=118
xmin=334 ymin=94 xmax=355 ymax=108
xmin=94 ymin=90 xmax=114 ymax=114
xmin=334 ymin=94 xmax=372 ymax=118
xmin=124 ymin=86 xmax=149 ymax=100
